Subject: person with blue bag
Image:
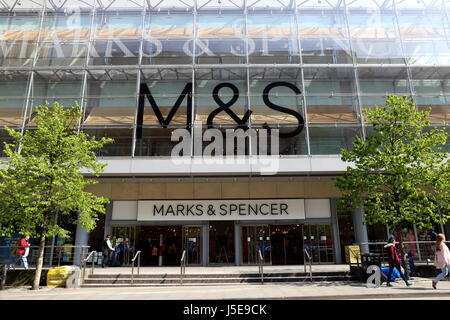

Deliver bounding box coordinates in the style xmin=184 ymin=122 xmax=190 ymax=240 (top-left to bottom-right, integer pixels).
xmin=432 ymin=233 xmax=450 ymax=289
xmin=384 ymin=235 xmax=412 ymax=287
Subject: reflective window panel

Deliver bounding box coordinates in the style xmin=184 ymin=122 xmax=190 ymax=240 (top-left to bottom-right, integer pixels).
xmin=195 ymin=68 xmax=248 ymax=126
xmin=0 ymin=13 xmax=39 ymax=66
xmin=0 ymin=70 xmax=29 ymax=127
xmin=142 ymin=14 xmax=193 ymax=65
xmin=309 ymin=125 xmax=362 ymax=155
xmin=411 ymin=67 xmax=450 ymax=123
xmin=83 ymin=69 xmax=138 ymax=126
xmin=347 ymin=2 xmax=404 ymax=65
xmin=304 ymin=67 xmax=359 ymax=124
xmin=298 ymin=6 xmax=352 ymax=64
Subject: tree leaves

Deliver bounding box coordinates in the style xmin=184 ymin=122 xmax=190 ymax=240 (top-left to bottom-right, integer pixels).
xmin=335 ymin=95 xmax=450 ymax=231
xmin=0 ymin=102 xmax=113 ymax=239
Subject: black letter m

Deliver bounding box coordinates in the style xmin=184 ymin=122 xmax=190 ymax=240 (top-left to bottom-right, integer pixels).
xmin=136 ymin=83 xmax=192 ymax=139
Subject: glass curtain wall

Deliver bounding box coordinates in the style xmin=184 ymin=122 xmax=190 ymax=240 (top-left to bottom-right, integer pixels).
xmin=0 ymin=0 xmax=449 ymax=158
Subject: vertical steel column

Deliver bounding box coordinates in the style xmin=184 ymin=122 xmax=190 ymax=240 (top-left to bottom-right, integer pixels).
xmin=440 ymin=0 xmax=450 ymax=106
xmin=293 ymin=0 xmax=311 ymax=155
xmin=330 ymin=198 xmax=342 ymax=264
xmin=202 ymin=223 xmax=209 ymax=266
xmin=234 ymin=222 xmax=242 ymax=266
xmin=191 ymin=1 xmax=198 ymax=157
xmin=343 ymin=0 xmax=366 ymax=140
xmin=78 ymin=0 xmax=97 ymax=132
xmin=392 ymin=0 xmax=415 ymax=101
xmin=443 ymin=0 xmax=450 ymax=42
xmin=20 ymin=1 xmax=47 ymax=139
xmin=412 ymin=224 xmax=421 ymax=262
xmin=131 ymin=0 xmax=147 ymax=157
xmin=352 ymin=206 xmax=369 ymax=253
xmin=244 ymin=0 xmax=253 ymax=157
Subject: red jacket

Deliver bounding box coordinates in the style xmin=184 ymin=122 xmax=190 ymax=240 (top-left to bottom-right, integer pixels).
xmin=16 ymin=238 xmax=29 ymax=256
xmin=385 ymin=243 xmax=401 ymax=266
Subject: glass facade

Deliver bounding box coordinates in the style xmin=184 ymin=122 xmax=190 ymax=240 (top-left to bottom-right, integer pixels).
xmin=0 ymin=0 xmax=449 ymax=157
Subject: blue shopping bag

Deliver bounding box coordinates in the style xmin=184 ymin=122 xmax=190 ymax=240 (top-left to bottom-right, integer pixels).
xmin=381 ymin=266 xmax=400 ymax=282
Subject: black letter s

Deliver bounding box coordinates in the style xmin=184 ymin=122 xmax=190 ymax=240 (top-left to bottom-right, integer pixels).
xmin=262 ymin=82 xmax=304 ymax=138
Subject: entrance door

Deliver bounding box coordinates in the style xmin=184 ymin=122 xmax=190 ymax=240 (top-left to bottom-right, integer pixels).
xmin=270 ymin=225 xmax=303 ymax=265
xmin=182 ymin=226 xmax=202 ymax=265
xmin=242 ymin=225 xmax=271 ymax=265
xmin=303 ymin=224 xmax=334 ymax=263
xmin=111 ymin=226 xmax=136 ymax=266
xmin=209 ymin=221 xmax=235 ymax=264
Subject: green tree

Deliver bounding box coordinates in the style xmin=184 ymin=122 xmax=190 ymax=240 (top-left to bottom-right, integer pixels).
xmin=0 ymin=103 xmax=113 ymax=290
xmin=335 ymin=95 xmax=450 ymax=278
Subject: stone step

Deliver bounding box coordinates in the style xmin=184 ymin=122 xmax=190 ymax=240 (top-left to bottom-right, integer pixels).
xmin=87 ymin=272 xmax=351 ymax=279
xmin=83 ymin=275 xmax=357 ymax=285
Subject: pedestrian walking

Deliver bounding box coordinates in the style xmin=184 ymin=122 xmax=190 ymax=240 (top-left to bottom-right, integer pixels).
xmin=102 ymin=235 xmax=114 ymax=268
xmin=432 ymin=233 xmax=450 ymax=289
xmin=16 ymin=235 xmax=30 ymax=269
xmin=384 ymin=235 xmax=412 ymax=287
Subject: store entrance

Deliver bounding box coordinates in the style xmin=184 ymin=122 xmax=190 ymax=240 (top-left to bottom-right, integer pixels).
xmin=182 ymin=226 xmax=202 ymax=265
xmin=242 ymin=225 xmax=272 ymax=265
xmin=136 ymin=226 xmax=182 ymax=266
xmin=270 ymin=225 xmax=304 ymax=265
xmin=209 ymin=221 xmax=235 ymax=264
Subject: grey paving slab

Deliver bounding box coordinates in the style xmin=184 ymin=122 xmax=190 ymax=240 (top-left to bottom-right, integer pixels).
xmin=1 ymin=278 xmax=450 ymax=300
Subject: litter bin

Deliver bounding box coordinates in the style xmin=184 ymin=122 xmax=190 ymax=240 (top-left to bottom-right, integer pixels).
xmin=361 ymin=253 xmax=382 ymax=281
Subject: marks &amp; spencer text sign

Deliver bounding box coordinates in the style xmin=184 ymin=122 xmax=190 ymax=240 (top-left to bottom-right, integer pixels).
xmin=137 ymin=199 xmax=305 ymax=221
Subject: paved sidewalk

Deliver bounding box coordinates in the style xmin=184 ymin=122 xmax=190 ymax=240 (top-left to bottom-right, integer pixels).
xmin=1 ymin=278 xmax=450 ymax=300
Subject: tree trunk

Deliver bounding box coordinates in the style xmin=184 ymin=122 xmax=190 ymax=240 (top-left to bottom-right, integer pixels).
xmin=0 ymin=264 xmax=6 ymax=290
xmin=396 ymin=229 xmax=410 ymax=280
xmin=32 ymin=234 xmax=46 ymax=290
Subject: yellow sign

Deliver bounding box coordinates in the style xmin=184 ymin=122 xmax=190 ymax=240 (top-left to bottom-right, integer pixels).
xmin=47 ymin=266 xmax=73 ymax=287
xmin=345 ymin=245 xmax=361 ymax=263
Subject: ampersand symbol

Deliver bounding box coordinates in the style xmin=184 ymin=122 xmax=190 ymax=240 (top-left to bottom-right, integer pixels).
xmin=207 ymin=83 xmax=252 ymax=130
xmin=207 ymin=205 xmax=216 ymax=215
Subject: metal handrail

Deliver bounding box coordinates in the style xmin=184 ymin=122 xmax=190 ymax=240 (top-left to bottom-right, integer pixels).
xmin=258 ymin=249 xmax=264 ymax=284
xmin=358 ymin=240 xmax=444 ymax=265
xmin=303 ymin=248 xmax=313 ymax=281
xmin=130 ymin=250 xmax=141 ymax=285
xmin=180 ymin=250 xmax=186 ymax=285
xmin=82 ymin=250 xmax=96 ymax=282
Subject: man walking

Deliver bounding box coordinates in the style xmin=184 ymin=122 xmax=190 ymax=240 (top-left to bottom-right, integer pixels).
xmin=102 ymin=235 xmax=114 ymax=268
xmin=16 ymin=235 xmax=30 ymax=269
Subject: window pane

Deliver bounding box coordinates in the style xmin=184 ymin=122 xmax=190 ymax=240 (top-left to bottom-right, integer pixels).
xmin=0 ymin=71 xmax=28 ymax=127
xmin=0 ymin=14 xmax=39 ymax=66
xmin=135 ymin=127 xmax=185 ymax=157
xmin=84 ymin=69 xmax=137 ymax=126
xmin=358 ymin=67 xmax=409 ymax=95
xmin=195 ymin=68 xmax=248 ymax=125
xmin=36 ymin=42 xmax=88 ymax=66
xmin=309 ymin=126 xmax=361 ymax=154
xmin=248 ymin=13 xmax=299 ymax=64
xmin=304 ymin=67 xmax=359 ymax=124
xmin=196 ymin=14 xmax=246 ymax=65
xmin=143 ymin=14 xmax=193 ymax=65
xmin=347 ymin=4 xmax=404 ymax=64
xmin=249 ymin=67 xmax=304 ymax=125
xmin=83 ymin=128 xmax=133 ymax=157
xmin=298 ymin=9 xmax=352 ymax=64
xmin=41 ymin=12 xmax=92 ymax=41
